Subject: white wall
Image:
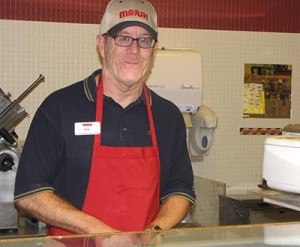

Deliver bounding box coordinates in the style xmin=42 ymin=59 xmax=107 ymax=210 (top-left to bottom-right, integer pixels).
xmin=1 ymin=20 xmax=300 ymax=194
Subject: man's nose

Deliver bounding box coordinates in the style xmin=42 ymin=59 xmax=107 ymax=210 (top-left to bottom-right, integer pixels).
xmin=128 ymin=39 xmax=140 ymax=51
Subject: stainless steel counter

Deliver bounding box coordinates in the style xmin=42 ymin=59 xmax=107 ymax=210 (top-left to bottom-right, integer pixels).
xmin=0 ymin=216 xmax=46 ymax=239
xmin=258 ymin=188 xmax=300 ymax=211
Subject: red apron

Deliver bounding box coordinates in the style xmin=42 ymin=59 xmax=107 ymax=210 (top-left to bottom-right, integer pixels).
xmin=49 ymin=76 xmax=160 ymax=235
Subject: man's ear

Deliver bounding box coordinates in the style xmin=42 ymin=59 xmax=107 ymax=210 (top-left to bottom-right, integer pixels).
xmin=96 ymin=35 xmax=106 ymax=58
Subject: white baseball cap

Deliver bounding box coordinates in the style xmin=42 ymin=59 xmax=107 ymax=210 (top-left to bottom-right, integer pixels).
xmin=100 ymin=0 xmax=158 ymax=39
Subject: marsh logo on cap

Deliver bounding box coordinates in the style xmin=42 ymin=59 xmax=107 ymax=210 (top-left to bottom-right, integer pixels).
xmin=119 ymin=9 xmax=149 ymax=20
xmin=100 ymin=0 xmax=158 ymax=39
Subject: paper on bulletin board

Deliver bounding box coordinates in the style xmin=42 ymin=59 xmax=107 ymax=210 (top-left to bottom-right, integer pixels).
xmin=243 ymin=83 xmax=265 ymax=114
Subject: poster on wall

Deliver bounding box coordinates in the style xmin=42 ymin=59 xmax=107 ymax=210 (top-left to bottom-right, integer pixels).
xmin=243 ymin=64 xmax=292 ymax=118
xmin=243 ymin=83 xmax=265 ymax=115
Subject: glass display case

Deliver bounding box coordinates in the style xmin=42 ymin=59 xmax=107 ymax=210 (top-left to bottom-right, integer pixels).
xmin=1 ymin=222 xmax=300 ymax=247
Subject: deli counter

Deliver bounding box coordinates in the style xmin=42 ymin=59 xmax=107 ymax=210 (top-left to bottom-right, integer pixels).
xmin=2 ymin=177 xmax=300 ymax=246
xmin=1 ymin=222 xmax=300 ymax=246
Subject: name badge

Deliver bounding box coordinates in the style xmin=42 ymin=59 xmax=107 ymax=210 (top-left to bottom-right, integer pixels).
xmin=74 ymin=122 xmax=101 ymax=136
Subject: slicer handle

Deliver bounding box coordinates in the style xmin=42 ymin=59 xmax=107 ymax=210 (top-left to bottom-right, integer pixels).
xmin=0 ymin=128 xmax=16 ymax=145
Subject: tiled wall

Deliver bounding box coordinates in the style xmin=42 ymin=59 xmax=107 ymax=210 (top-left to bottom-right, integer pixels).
xmin=1 ymin=1 xmax=300 ymax=207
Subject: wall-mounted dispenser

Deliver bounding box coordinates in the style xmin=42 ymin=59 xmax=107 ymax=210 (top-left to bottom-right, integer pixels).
xmin=146 ymin=48 xmax=217 ymax=158
xmin=189 ymin=105 xmax=217 ymax=156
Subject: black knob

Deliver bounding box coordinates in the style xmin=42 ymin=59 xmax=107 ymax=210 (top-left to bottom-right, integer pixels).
xmin=0 ymin=128 xmax=16 ymax=145
xmin=0 ymin=153 xmax=15 ymax=172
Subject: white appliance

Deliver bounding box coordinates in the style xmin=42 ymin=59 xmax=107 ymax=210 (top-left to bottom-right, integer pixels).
xmin=146 ymin=48 xmax=217 ymax=156
xmin=262 ymin=135 xmax=300 ymax=193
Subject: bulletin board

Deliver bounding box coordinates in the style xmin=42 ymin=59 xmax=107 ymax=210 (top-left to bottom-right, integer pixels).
xmin=243 ymin=64 xmax=292 ymax=118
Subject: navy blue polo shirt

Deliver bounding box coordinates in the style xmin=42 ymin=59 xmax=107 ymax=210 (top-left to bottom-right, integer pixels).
xmin=14 ymin=70 xmax=196 ymax=208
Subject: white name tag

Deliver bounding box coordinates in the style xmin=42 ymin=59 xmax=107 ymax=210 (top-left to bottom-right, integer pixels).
xmin=74 ymin=122 xmax=101 ymax=136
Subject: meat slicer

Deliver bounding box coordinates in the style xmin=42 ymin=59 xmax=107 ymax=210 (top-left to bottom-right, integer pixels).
xmin=0 ymin=75 xmax=44 ymax=232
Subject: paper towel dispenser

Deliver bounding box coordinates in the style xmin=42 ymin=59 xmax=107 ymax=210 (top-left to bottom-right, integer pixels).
xmin=146 ymin=48 xmax=202 ymax=114
xmin=146 ymin=48 xmax=217 ymax=157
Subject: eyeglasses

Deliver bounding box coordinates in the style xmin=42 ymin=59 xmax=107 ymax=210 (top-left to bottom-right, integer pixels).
xmin=112 ymin=35 xmax=157 ymax=49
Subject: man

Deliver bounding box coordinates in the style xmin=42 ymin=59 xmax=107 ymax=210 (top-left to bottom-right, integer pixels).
xmin=14 ymin=0 xmax=195 ymax=235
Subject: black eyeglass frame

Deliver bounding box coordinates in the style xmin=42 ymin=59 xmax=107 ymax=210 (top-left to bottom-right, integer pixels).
xmin=111 ymin=35 xmax=157 ymax=49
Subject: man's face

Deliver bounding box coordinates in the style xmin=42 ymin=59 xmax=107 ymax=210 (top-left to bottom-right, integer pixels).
xmin=97 ymin=26 xmax=156 ymax=89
